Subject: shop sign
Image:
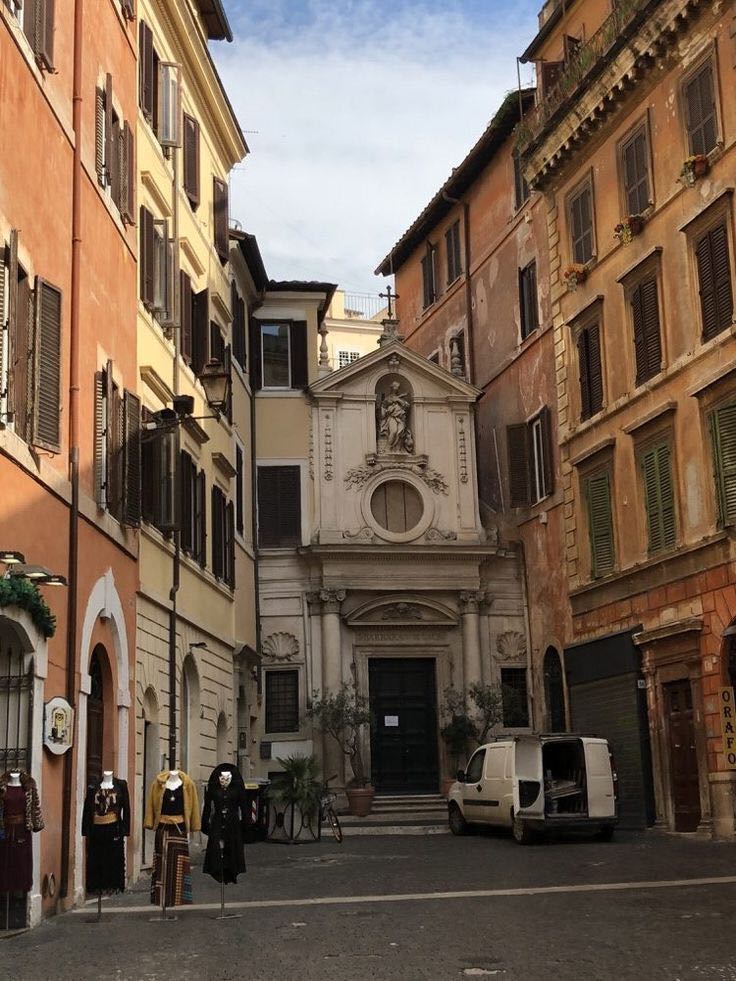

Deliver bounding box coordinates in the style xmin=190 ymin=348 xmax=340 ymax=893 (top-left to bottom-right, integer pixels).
xmin=44 ymin=697 xmax=74 ymax=755
xmin=384 ymin=715 xmax=399 ymax=727
xmin=717 ymin=687 xmax=736 ymax=770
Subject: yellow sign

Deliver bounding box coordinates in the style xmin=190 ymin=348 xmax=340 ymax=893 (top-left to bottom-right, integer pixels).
xmin=717 ymin=687 xmax=736 ymax=770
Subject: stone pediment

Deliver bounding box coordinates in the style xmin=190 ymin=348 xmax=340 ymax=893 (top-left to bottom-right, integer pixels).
xmin=346 ymin=596 xmax=458 ymax=627
xmin=309 ymin=340 xmax=481 ymax=401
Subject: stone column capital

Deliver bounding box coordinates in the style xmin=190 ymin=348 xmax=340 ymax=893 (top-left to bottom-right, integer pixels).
xmin=319 ymin=588 xmax=346 ymax=613
xmin=305 ymin=591 xmax=322 ymax=613
xmin=460 ymin=589 xmax=485 ymax=613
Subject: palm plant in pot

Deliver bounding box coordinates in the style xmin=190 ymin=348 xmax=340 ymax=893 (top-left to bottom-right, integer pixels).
xmin=308 ymin=684 xmax=374 ymax=816
xmin=268 ymin=753 xmax=322 ymax=842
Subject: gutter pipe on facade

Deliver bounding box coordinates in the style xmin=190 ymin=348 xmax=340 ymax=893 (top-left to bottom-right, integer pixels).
xmin=168 ymin=147 xmax=181 ymax=770
xmin=249 ymin=300 xmax=264 ymax=699
xmin=516 ymin=536 xmax=538 ymax=731
xmin=61 ymin=0 xmax=84 ymax=902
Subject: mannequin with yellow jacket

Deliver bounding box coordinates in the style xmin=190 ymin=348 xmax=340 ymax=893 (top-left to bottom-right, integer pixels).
xmin=144 ymin=770 xmax=200 ymax=907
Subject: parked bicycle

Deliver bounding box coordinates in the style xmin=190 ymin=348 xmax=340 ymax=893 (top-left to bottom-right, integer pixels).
xmin=319 ymin=774 xmax=343 ymax=843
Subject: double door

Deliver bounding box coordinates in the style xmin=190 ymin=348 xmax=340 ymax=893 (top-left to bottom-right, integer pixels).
xmin=664 ymin=679 xmax=701 ymax=832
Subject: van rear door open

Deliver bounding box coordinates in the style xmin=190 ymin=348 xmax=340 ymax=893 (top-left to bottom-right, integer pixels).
xmin=512 ymin=737 xmax=544 ymax=819
xmin=583 ymin=739 xmax=615 ymax=818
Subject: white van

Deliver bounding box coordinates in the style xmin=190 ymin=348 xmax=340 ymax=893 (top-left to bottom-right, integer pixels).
xmin=447 ymin=734 xmax=618 ymax=844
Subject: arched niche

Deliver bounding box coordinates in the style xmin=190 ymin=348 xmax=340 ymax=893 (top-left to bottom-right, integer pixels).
xmin=543 ymin=646 xmax=566 ymax=733
xmin=180 ymin=654 xmax=201 ymax=779
xmin=375 ymin=373 xmax=414 ymax=454
xmin=216 ymin=712 xmax=229 ymax=763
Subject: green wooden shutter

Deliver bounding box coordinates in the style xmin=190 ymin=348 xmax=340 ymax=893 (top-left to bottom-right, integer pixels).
xmin=711 ymin=403 xmax=736 ymax=526
xmin=578 ymin=330 xmax=591 ymax=420
xmin=587 ymin=323 xmax=603 ymax=416
xmin=122 ymin=390 xmax=141 ymax=527
xmin=696 ymin=228 xmax=718 ymax=339
xmin=31 ymin=278 xmax=62 ymax=452
xmin=698 ymin=223 xmax=733 ymax=340
xmin=642 ymin=442 xmax=676 ymax=553
xmin=586 ymin=471 xmax=614 ymax=577
xmin=507 ymin=423 xmax=531 ymax=508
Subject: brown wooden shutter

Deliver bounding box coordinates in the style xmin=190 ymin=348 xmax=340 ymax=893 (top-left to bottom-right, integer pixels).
xmin=257 ymin=466 xmax=301 ymax=547
xmin=211 ymin=485 xmax=223 ymax=578
xmin=235 ymin=444 xmax=244 ymax=535
xmin=95 ymin=87 xmax=105 ymax=185
xmin=685 ymin=62 xmax=717 ymax=157
xmin=104 ymin=360 xmax=115 ymax=512
xmin=213 ymin=178 xmax=229 ymax=262
xmin=179 ymin=450 xmax=193 ymax=552
xmin=290 ymin=320 xmax=308 ymax=389
xmin=122 ymin=390 xmax=141 ymax=526
xmin=696 ymin=223 xmax=733 ymax=340
xmin=641 ymin=278 xmax=661 ymax=382
xmin=586 ymin=471 xmax=614 ymax=577
xmin=540 ymin=405 xmax=554 ymax=496
xmin=183 ymin=114 xmax=200 ymax=208
xmin=577 ymin=330 xmax=591 ymax=420
xmin=110 ymin=115 xmax=121 ymax=210
xmin=120 ymin=0 xmax=134 ymax=20
xmin=5 ymin=232 xmax=18 ymax=421
xmin=195 ymin=469 xmax=206 ymax=565
xmin=139 ymin=21 xmax=154 ymax=118
xmin=209 ymin=321 xmax=225 ymax=364
xmin=104 ymin=74 xmax=114 ymax=187
xmin=507 ymin=423 xmax=531 ymax=508
xmin=249 ymin=316 xmax=262 ymax=390
xmin=192 ymin=288 xmax=209 ymax=374
xmin=12 ymin=276 xmax=32 ymax=441
xmin=541 ymin=60 xmax=564 ymax=95
xmin=587 ymin=323 xmax=603 ymax=416
xmin=34 ymin=0 xmax=55 ymax=71
xmin=140 ymin=206 xmax=155 ymax=308
xmin=623 ymin=129 xmax=649 ymax=216
xmin=224 ymin=343 xmax=232 ymax=423
xmin=30 ymin=278 xmax=62 ymax=452
xmin=122 ymin=121 xmax=135 ymax=223
xmin=180 ymin=271 xmax=192 ymax=363
xmin=0 ymin=248 xmax=5 ymax=393
xmin=226 ymin=501 xmax=235 ymax=588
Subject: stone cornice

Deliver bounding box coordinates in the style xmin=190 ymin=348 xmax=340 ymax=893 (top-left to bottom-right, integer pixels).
xmin=300 ymin=545 xmax=510 ymax=562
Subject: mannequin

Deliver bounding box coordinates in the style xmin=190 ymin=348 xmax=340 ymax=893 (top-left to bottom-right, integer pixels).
xmin=201 ymin=764 xmax=248 ymax=885
xmin=0 ymin=769 xmax=44 ymax=929
xmin=144 ymin=768 xmax=200 ymax=910
xmin=81 ymin=769 xmax=130 ymax=899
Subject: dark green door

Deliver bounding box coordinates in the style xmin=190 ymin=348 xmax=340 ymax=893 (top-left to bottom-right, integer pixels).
xmin=369 ymin=658 xmax=439 ymax=793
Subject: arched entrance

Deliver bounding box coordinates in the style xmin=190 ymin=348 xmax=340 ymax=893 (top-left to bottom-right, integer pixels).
xmin=86 ymin=647 xmax=105 ymax=784
xmin=543 ymin=647 xmax=566 ymax=733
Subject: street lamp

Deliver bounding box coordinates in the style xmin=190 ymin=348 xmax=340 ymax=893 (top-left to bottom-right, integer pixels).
xmin=0 ymin=551 xmax=26 ymax=566
xmin=197 ymin=359 xmax=230 ymax=414
xmin=8 ymin=564 xmax=67 ymax=586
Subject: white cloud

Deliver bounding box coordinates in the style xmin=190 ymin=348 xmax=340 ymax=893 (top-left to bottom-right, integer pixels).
xmin=214 ymin=1 xmax=538 ymax=294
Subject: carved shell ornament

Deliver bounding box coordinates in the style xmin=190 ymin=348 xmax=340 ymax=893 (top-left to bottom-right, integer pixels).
xmin=262 ymin=632 xmax=300 ymax=662
xmin=495 ymin=630 xmax=527 ymax=663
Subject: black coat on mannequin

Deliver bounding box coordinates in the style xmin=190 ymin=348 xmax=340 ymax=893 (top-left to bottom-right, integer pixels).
xmin=201 ymin=764 xmax=248 ymax=884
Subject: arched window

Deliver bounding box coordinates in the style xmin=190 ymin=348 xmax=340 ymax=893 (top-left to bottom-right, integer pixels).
xmin=0 ymin=632 xmax=32 ymax=773
xmin=544 ymin=647 xmax=566 ymax=733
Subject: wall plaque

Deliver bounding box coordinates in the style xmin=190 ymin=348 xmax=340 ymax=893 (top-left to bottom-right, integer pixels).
xmin=44 ymin=697 xmax=74 ymax=755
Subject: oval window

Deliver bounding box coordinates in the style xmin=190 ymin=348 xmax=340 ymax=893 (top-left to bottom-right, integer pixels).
xmin=370 ymin=480 xmax=423 ymax=534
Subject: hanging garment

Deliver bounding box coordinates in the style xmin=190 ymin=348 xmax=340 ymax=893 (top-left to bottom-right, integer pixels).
xmin=149 ymin=784 xmax=192 ymax=907
xmin=0 ymin=772 xmax=44 ymax=895
xmin=81 ymin=779 xmax=130 ymax=895
xmin=144 ymin=770 xmax=200 ymax=833
xmin=201 ymin=764 xmax=248 ymax=884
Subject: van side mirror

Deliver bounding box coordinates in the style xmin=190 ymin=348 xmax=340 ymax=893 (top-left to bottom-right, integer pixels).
xmin=456 ymin=769 xmax=465 ymax=783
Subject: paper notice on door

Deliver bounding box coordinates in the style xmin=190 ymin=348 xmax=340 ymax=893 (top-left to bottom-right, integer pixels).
xmin=384 ymin=715 xmax=399 ymax=727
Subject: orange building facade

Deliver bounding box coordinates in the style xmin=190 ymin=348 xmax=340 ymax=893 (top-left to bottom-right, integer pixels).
xmin=1 ymin=0 xmax=138 ymax=924
xmin=518 ymin=0 xmax=736 ymax=835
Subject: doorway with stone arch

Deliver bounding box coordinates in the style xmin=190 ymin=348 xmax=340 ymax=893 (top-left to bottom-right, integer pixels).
xmin=86 ymin=645 xmax=115 ymax=786
xmin=543 ymin=646 xmax=566 ymax=733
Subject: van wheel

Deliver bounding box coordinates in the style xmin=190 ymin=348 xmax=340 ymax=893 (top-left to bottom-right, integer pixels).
xmin=448 ymin=803 xmax=468 ymax=836
xmin=597 ymin=826 xmax=615 ymax=842
xmin=512 ymin=814 xmax=534 ymax=845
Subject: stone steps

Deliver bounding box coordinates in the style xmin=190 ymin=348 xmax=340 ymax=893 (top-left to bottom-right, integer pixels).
xmin=340 ymin=793 xmax=449 ymax=836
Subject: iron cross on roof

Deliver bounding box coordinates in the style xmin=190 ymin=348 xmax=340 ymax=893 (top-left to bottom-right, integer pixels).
xmin=379 ymin=284 xmax=399 ymax=319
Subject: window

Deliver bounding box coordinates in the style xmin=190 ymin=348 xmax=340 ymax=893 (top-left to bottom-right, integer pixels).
xmin=620 ymin=125 xmax=650 ymax=217
xmin=0 ymin=231 xmax=62 ymax=452
xmin=501 ymin=668 xmax=529 ymax=727
xmin=568 ymin=179 xmax=594 ymax=265
xmin=446 ymin=220 xmax=462 ymax=284
xmin=507 ymin=407 xmax=554 ymax=507
xmin=179 ymin=451 xmax=206 ymax=564
xmin=709 ymin=401 xmax=736 ymax=527
xmin=0 ymin=642 xmax=32 ymax=774
xmin=631 ymin=277 xmax=662 ymax=385
xmin=540 ymin=60 xmax=564 ymax=96
xmin=257 ymin=465 xmax=301 ymax=547
xmin=585 ymin=469 xmax=615 ymax=577
xmin=449 ymin=332 xmax=466 ymax=377
xmin=211 ymin=485 xmax=234 ymax=586
xmin=138 ymin=22 xmax=181 ymax=148
xmin=465 ymin=749 xmax=485 ymax=784
xmin=95 ymin=75 xmax=135 ymax=222
xmin=251 ymin=321 xmax=308 ymax=391
xmin=141 ymin=415 xmax=177 ymax=533
xmin=18 ymin=0 xmax=54 ymax=71
xmin=370 ymin=480 xmax=424 ymax=534
xmin=338 ymin=350 xmax=360 ymax=369
xmin=513 ymin=151 xmax=529 ymax=210
xmin=139 ymin=207 xmax=173 ymax=325
xmin=421 ymin=243 xmax=437 ymax=309
xmin=519 ymin=260 xmax=538 ymax=339
xmin=213 ymin=177 xmax=229 ymax=263
xmin=183 ymin=113 xmax=200 ymax=209
xmin=683 ymin=60 xmax=718 ymax=157
xmin=695 ymin=222 xmax=733 ymax=341
xmin=577 ymin=322 xmax=603 ymax=420
xmin=231 ymin=281 xmax=247 ymax=371
xmin=640 ymin=440 xmax=676 ymax=553
xmin=94 ymin=361 xmax=141 ymax=526
xmin=265 ymin=670 xmax=299 ymax=733
xmin=235 ymin=443 xmax=245 ymax=535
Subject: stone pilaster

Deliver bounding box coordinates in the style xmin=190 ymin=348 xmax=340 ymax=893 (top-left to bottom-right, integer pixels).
xmin=460 ymin=590 xmax=485 ymax=690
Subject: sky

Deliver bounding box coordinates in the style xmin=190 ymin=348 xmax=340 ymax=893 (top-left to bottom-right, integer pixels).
xmin=214 ymin=0 xmax=541 ymax=296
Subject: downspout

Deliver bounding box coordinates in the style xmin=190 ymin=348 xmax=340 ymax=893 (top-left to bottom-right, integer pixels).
xmin=60 ymin=0 xmax=84 ymax=902
xmin=516 ymin=536 xmax=537 ymax=731
xmin=249 ymin=301 xmax=264 ymax=700
xmin=168 ymin=147 xmax=180 ymax=769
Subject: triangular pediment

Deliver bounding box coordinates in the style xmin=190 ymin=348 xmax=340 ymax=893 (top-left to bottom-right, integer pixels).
xmin=309 ymin=340 xmax=480 ymax=400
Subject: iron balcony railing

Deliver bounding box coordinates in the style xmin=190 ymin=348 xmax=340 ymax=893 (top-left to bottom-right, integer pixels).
xmin=340 ymin=292 xmax=386 ymax=321
xmin=516 ymin=0 xmax=658 ymax=154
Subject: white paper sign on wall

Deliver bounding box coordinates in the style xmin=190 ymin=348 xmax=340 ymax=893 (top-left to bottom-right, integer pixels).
xmin=384 ymin=715 xmax=399 ymax=727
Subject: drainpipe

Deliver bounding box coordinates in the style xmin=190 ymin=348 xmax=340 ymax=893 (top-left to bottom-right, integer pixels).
xmin=60 ymin=0 xmax=84 ymax=903
xmin=249 ymin=302 xmax=264 ymax=695
xmin=516 ymin=536 xmax=537 ymax=731
xmin=168 ymin=147 xmax=180 ymax=770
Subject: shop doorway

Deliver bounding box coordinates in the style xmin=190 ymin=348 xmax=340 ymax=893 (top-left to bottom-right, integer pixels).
xmin=664 ymin=679 xmax=701 ymax=832
xmin=86 ymin=649 xmax=105 ymax=784
xmin=369 ymin=658 xmax=438 ymax=793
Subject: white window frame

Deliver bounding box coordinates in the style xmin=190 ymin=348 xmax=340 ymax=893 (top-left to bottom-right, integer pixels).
xmin=261 ymin=322 xmax=292 ymax=390
xmin=158 ymin=62 xmax=182 ymax=148
xmin=338 ymin=349 xmax=360 ymax=369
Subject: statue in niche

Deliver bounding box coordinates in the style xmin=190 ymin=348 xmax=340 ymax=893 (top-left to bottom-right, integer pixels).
xmin=379 ymin=381 xmax=414 ymax=453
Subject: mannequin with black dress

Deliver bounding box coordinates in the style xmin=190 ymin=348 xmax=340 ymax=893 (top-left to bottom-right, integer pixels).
xmin=82 ymin=771 xmax=130 ymax=919
xmin=201 ymin=764 xmax=248 ymax=918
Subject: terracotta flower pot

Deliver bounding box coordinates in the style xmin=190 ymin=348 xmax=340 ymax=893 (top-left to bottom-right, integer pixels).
xmin=346 ymin=785 xmax=375 ymax=817
xmin=628 ymin=215 xmax=644 ymax=236
xmin=692 ymin=156 xmax=709 ymax=177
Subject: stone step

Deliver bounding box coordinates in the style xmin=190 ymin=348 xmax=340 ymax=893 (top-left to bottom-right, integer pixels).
xmin=340 ymin=810 xmax=447 ymax=825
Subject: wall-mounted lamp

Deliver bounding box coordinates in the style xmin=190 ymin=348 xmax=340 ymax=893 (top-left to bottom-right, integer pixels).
xmin=8 ymin=564 xmax=67 ymax=587
xmin=198 ymin=359 xmax=230 ymax=413
xmin=0 ymin=551 xmax=26 ymax=566
xmin=190 ymin=641 xmax=207 ymax=650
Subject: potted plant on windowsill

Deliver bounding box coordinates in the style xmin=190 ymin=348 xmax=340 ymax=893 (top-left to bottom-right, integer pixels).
xmin=308 ymin=684 xmax=374 ymax=816
xmin=562 ymin=263 xmax=587 ymax=291
xmin=678 ymin=154 xmax=709 ymax=187
xmin=614 ymin=214 xmax=645 ymax=245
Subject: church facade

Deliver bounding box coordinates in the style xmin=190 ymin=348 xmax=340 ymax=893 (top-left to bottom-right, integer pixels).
xmin=254 ymin=316 xmax=530 ymax=792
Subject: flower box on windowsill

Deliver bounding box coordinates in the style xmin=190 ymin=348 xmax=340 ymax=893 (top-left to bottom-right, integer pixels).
xmin=563 ymin=263 xmax=588 ymax=291
xmin=678 ymin=154 xmax=709 ymax=187
xmin=614 ymin=214 xmax=645 ymax=246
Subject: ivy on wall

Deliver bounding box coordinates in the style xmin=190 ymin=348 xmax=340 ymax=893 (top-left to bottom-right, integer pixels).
xmin=0 ymin=577 xmax=56 ymax=638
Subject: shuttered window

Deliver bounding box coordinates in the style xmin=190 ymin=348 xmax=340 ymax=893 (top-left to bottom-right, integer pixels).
xmin=211 ymin=486 xmax=234 ymax=586
xmin=213 ymin=178 xmax=229 ymax=263
xmin=695 ymin=222 xmax=733 ymax=341
xmin=621 ymin=127 xmax=650 ymax=216
xmin=95 ymin=76 xmax=134 ymax=220
xmin=192 ymin=288 xmax=209 ymax=375
xmin=31 ymin=278 xmax=62 ymax=453
xmin=421 ymin=244 xmax=437 ymax=309
xmin=139 ymin=21 xmax=154 ymax=119
xmin=195 ymin=470 xmax=207 ymax=566
xmin=577 ymin=322 xmax=603 ymax=420
xmin=183 ymin=113 xmax=200 ymax=209
xmin=641 ymin=441 xmax=676 ymax=554
xmin=507 ymin=408 xmax=554 ymax=507
xmin=709 ymin=402 xmax=736 ymax=528
xmin=569 ymin=181 xmax=594 ymax=264
xmin=139 ymin=206 xmax=155 ymax=309
xmin=513 ymin=151 xmax=529 ymax=210
xmin=585 ymin=470 xmax=615 ymax=578
xmin=519 ymin=260 xmax=538 ymax=339
xmin=94 ymin=362 xmax=140 ymax=525
xmin=235 ymin=443 xmax=244 ymax=535
xmin=22 ymin=0 xmax=55 ymax=71
xmin=141 ymin=418 xmax=176 ymax=533
xmin=631 ymin=277 xmax=661 ymax=385
xmin=122 ymin=390 xmax=141 ymax=526
xmin=257 ymin=466 xmax=301 ymax=547
xmin=179 ymin=450 xmax=197 ymax=555
xmin=231 ymin=282 xmax=246 ymax=370
xmin=265 ymin=670 xmax=299 ymax=733
xmin=501 ymin=668 xmax=529 ymax=727
xmin=684 ymin=61 xmax=718 ymax=158
xmin=445 ymin=221 xmax=462 ymax=284
xmin=180 ymin=271 xmax=193 ymax=364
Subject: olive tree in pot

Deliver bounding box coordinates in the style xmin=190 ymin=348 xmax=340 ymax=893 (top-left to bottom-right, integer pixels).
xmin=308 ymin=684 xmax=374 ymax=816
xmin=440 ymin=683 xmax=506 ymax=795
